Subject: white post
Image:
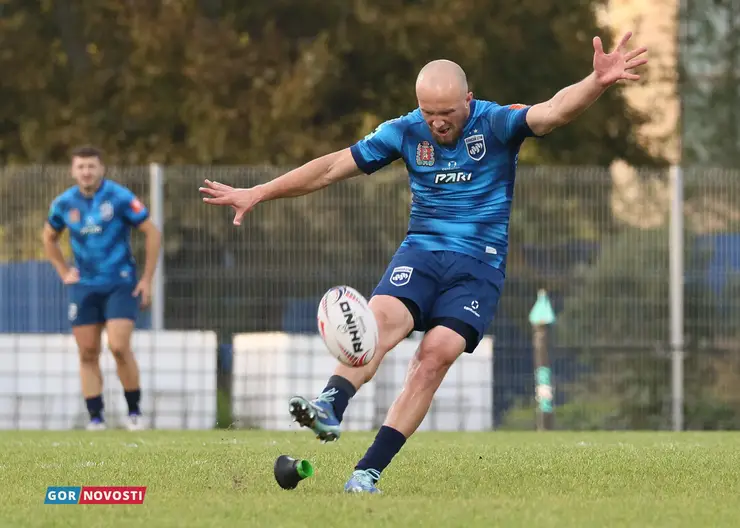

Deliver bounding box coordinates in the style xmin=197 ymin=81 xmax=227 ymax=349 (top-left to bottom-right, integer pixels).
xmin=669 ymin=165 xmax=684 ymax=431
xmin=149 ymin=163 xmax=165 ymax=331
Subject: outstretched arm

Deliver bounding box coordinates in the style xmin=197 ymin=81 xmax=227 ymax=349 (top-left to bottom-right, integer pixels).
xmin=201 ymin=115 xmax=405 ymax=226
xmin=258 ymin=148 xmax=362 ymax=201
xmin=526 ymin=32 xmax=648 ymax=136
xmin=200 ymin=148 xmax=361 ymax=226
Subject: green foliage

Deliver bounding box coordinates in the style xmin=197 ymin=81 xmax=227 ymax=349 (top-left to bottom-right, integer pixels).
xmin=681 ymin=0 xmax=740 ymax=167
xmin=552 ymin=225 xmax=740 ymax=430
xmin=499 ymin=398 xmax=620 ymax=430
xmin=501 ymin=351 xmax=740 ymax=431
xmin=557 ymin=228 xmax=669 ymax=346
xmin=556 ymin=226 xmax=723 ymax=346
xmin=0 ymin=0 xmax=655 ymax=166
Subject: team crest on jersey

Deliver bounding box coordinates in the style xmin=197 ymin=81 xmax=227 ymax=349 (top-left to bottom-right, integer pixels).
xmin=67 ymin=209 xmax=80 ymax=224
xmin=100 ymin=201 xmax=114 ymax=221
xmin=416 ymin=141 xmax=435 ymax=166
xmin=465 ymin=134 xmax=486 ymax=161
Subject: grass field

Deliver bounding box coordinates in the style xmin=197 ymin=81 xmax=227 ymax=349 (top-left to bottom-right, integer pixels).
xmin=2 ymin=430 xmax=740 ymax=527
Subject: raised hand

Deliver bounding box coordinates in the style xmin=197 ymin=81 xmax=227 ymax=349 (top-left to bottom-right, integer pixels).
xmin=592 ymin=32 xmax=648 ymax=87
xmin=199 ymin=179 xmax=261 ymax=226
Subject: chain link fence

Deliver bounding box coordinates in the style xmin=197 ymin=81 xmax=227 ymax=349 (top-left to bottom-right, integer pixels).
xmin=1 ymin=163 xmax=739 ymax=430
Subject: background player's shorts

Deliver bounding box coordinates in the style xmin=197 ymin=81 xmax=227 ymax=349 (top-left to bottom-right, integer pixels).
xmin=68 ymin=282 xmax=139 ymax=327
xmin=372 ymin=248 xmax=505 ymax=353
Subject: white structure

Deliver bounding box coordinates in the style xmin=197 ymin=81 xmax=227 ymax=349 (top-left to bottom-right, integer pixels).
xmin=232 ymin=332 xmax=493 ymax=431
xmin=0 ymin=330 xmax=218 ymax=430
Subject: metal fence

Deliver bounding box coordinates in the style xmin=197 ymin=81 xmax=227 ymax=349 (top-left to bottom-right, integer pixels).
xmin=1 ymin=164 xmax=740 ymax=431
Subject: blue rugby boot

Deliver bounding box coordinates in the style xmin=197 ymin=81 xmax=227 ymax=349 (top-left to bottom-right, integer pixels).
xmin=344 ymin=469 xmax=381 ymax=494
xmin=288 ymin=388 xmax=341 ymax=442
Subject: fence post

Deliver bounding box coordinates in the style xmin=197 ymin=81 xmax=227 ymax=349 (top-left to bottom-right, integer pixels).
xmin=669 ymin=165 xmax=684 ymax=431
xmin=529 ymin=289 xmax=556 ymax=431
xmin=149 ymin=163 xmax=165 ymax=331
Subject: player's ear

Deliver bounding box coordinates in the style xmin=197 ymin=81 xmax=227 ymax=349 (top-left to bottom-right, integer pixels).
xmin=465 ymin=92 xmax=473 ymax=106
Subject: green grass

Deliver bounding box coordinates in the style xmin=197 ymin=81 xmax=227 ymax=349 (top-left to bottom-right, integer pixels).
xmin=2 ymin=431 xmax=740 ymax=527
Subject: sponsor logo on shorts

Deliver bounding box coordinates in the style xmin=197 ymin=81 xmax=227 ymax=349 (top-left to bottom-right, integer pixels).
xmin=464 ymin=300 xmax=480 ymax=318
xmin=390 ymin=266 xmax=413 ymax=287
xmin=68 ymin=303 xmax=78 ymax=321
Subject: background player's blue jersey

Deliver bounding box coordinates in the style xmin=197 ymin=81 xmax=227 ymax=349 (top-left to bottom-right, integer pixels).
xmin=350 ymin=99 xmax=536 ymax=273
xmin=47 ymin=179 xmax=149 ymax=286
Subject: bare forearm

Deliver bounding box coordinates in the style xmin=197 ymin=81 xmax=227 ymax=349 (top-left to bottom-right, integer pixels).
xmin=529 ymin=73 xmax=606 ymax=134
xmin=256 ymin=151 xmax=347 ymax=202
xmin=550 ymin=73 xmax=605 ymax=123
xmin=141 ymin=229 xmax=161 ymax=282
xmin=43 ymin=238 xmax=69 ymax=277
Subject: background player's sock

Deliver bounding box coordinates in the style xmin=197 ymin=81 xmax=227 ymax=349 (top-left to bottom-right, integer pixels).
xmin=355 ymin=425 xmax=407 ymax=481
xmin=124 ymin=389 xmax=141 ymax=415
xmin=321 ymin=375 xmax=356 ymax=421
xmin=86 ymin=394 xmax=104 ymax=421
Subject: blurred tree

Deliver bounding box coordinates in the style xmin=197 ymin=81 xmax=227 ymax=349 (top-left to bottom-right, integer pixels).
xmin=0 ymin=0 xmax=655 ymax=166
xmin=680 ymin=0 xmax=740 ymax=167
xmin=0 ymin=0 xmax=664 ymax=338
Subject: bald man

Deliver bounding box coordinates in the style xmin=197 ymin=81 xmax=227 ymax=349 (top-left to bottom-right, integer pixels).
xmin=200 ymin=33 xmax=647 ymax=493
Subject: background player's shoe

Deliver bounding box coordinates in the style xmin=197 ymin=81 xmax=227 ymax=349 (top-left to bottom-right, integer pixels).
xmin=344 ymin=469 xmax=381 ymax=494
xmin=125 ymin=413 xmax=146 ymax=431
xmin=86 ymin=418 xmax=106 ymax=431
xmin=288 ymin=389 xmax=341 ymax=442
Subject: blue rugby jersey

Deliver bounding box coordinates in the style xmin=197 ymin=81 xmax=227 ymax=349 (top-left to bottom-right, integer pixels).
xmin=349 ymin=99 xmax=536 ymax=273
xmin=47 ymin=179 xmax=149 ymax=286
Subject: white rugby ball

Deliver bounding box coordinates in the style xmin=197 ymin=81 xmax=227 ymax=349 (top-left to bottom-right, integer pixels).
xmin=317 ymin=286 xmax=378 ymax=367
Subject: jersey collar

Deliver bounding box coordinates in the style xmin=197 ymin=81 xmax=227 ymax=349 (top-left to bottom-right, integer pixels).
xmin=464 ymin=99 xmax=477 ymax=132
xmin=76 ymin=178 xmax=107 ymax=199
xmin=435 ymin=99 xmax=477 ymax=152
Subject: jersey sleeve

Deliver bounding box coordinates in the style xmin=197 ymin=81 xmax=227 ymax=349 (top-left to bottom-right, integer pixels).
xmin=47 ymin=197 xmax=66 ymax=232
xmin=349 ymin=117 xmax=406 ymax=175
xmin=117 ymin=187 xmax=150 ymax=227
xmin=489 ymin=103 xmax=537 ymax=145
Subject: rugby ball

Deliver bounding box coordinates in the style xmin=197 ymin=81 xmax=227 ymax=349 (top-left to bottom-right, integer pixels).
xmin=317 ymin=286 xmax=378 ymax=367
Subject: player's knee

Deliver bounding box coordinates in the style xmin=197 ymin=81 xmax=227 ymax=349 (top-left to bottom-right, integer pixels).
xmin=78 ymin=347 xmax=100 ymax=365
xmin=369 ymin=295 xmax=414 ymax=354
xmin=408 ymin=330 xmax=463 ymax=387
xmin=407 ymin=352 xmax=449 ymax=389
xmin=109 ymin=344 xmax=132 ymax=363
xmin=409 ymin=344 xmax=454 ymax=387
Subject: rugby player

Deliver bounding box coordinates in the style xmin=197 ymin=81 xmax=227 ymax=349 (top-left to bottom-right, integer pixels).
xmin=200 ymin=33 xmax=647 ymax=492
xmin=43 ymin=146 xmax=161 ymax=431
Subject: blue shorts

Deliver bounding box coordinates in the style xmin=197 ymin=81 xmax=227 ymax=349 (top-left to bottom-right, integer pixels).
xmin=372 ymin=248 xmax=505 ymax=353
xmin=68 ymin=282 xmax=139 ymax=327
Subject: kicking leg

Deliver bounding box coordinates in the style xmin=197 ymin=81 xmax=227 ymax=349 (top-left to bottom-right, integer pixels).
xmin=346 ymin=325 xmax=466 ymax=493
xmin=105 ymin=318 xmax=144 ymax=430
xmin=73 ymin=323 xmax=106 ymax=430
xmin=289 ymin=295 xmax=414 ymax=442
